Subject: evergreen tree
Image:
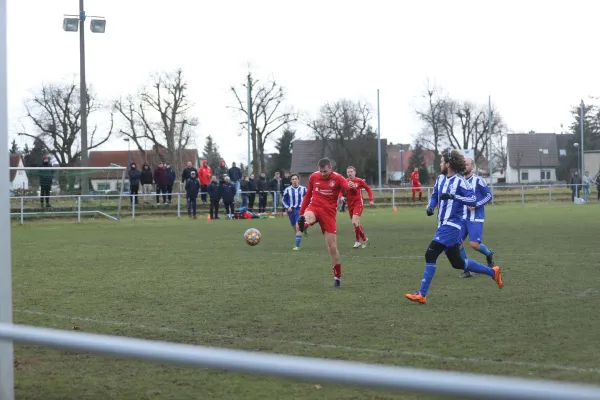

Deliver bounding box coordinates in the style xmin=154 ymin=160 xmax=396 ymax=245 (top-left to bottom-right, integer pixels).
xmin=9 ymin=139 xmax=19 ymax=154
xmin=268 ymin=128 xmax=296 ymax=175
xmin=406 ymin=144 xmax=429 ymax=184
xmin=23 ymin=138 xmax=47 ymax=188
xmin=202 ymin=135 xmax=222 ymax=174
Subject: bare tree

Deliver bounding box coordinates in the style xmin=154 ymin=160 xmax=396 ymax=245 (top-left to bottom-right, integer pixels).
xmin=414 ymin=82 xmax=447 ymax=157
xmin=512 ymin=149 xmax=525 ymax=183
xmin=19 ymin=81 xmax=113 ymax=166
xmin=307 ymin=99 xmax=378 ymax=180
xmin=230 ymin=72 xmax=297 ymax=174
xmin=114 ymin=68 xmax=198 ymax=170
xmin=492 ymin=130 xmax=508 ymax=173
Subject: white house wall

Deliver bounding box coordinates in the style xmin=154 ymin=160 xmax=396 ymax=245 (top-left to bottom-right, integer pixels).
xmin=505 ymin=166 xmax=556 ymax=183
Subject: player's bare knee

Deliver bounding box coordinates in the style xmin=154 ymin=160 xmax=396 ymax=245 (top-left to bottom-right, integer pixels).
xmin=469 ymin=242 xmax=479 ymax=250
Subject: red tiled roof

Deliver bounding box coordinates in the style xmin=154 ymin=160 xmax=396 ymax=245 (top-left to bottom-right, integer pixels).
xmin=9 ymin=154 xmax=23 ymax=182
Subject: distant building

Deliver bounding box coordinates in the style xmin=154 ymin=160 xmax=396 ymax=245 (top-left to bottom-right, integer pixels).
xmin=506 ymin=133 xmax=562 ymax=183
xmin=9 ymin=154 xmax=29 ymax=191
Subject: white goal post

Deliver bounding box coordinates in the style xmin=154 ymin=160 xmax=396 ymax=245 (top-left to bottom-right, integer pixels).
xmin=9 ymin=166 xmax=127 ymax=222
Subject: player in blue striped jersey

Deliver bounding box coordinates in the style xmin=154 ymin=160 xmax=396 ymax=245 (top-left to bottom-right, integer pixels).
xmin=458 ymin=158 xmax=495 ymax=278
xmin=282 ymin=173 xmax=308 ymax=250
xmin=405 ymin=150 xmax=503 ymax=304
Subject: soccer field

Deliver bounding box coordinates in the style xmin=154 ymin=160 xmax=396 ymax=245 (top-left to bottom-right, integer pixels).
xmin=10 ymin=204 xmax=600 ymax=399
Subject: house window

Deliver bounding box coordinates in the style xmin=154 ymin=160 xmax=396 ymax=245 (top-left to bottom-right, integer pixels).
xmin=521 ymin=170 xmax=529 ymax=181
xmin=97 ymin=182 xmax=110 ymax=191
xmin=541 ymin=149 xmax=549 ymax=155
xmin=559 ymin=149 xmax=566 ymax=156
xmin=541 ymin=170 xmax=551 ymax=180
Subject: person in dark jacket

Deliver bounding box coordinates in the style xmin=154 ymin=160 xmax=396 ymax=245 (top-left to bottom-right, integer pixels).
xmin=39 ymin=155 xmax=53 ymax=208
xmin=128 ymin=162 xmax=141 ymax=205
xmin=153 ymin=162 xmax=167 ymax=204
xmin=208 ymin=176 xmax=221 ymax=219
xmin=269 ymin=171 xmax=283 ymax=213
xmin=282 ymin=171 xmax=292 ymax=192
xmin=217 ymin=159 xmax=228 ymax=185
xmin=185 ymin=170 xmax=201 ymax=219
xmin=228 ymin=162 xmax=242 ymax=200
xmin=165 ymin=162 xmax=176 ymax=204
xmin=181 ymin=161 xmax=196 ymax=186
xmin=140 ymin=164 xmax=153 ymax=203
xmin=247 ymin=173 xmax=257 ymax=212
xmin=571 ymin=171 xmax=582 ymax=202
xmin=257 ymin=172 xmax=268 ymax=213
xmin=221 ymin=176 xmax=236 ymax=219
xmin=240 ymin=175 xmax=249 ymax=209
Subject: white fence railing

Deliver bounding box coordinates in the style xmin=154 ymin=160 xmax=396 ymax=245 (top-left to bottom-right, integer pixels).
xmin=1 ymin=323 xmax=600 ymax=400
xmin=8 ymin=184 xmax=595 ymax=224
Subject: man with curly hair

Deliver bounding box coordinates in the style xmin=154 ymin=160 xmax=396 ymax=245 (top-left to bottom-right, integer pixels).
xmin=405 ymin=149 xmax=503 ymax=304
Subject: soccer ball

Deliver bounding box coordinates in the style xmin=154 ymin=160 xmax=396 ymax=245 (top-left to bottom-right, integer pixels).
xmin=244 ymin=228 xmax=261 ymax=246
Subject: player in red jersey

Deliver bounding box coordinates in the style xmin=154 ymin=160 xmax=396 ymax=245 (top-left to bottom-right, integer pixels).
xmin=339 ymin=166 xmax=374 ymax=249
xmin=298 ymin=158 xmax=355 ymax=288
xmin=411 ymin=167 xmax=423 ymax=202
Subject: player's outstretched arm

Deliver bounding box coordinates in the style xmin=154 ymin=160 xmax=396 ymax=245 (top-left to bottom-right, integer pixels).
xmin=476 ymin=178 xmax=492 ymax=207
xmin=454 ymin=179 xmax=477 ymax=206
xmin=362 ymin=180 xmax=374 ymax=204
xmin=299 ymin=176 xmax=314 ymax=215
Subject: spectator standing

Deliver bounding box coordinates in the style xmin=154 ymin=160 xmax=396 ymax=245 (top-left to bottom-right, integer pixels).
xmin=181 ymin=161 xmax=196 ymax=192
xmin=164 ymin=162 xmax=176 ymax=204
xmin=128 ymin=162 xmax=141 ymax=205
xmin=596 ymin=173 xmax=600 ymax=202
xmin=198 ymin=160 xmax=212 ymax=204
xmin=571 ymin=171 xmax=582 ymax=202
xmin=140 ymin=164 xmax=153 ymax=203
xmin=583 ymin=171 xmax=592 ymax=202
xmin=221 ymin=176 xmax=236 ymax=219
xmin=217 ymin=159 xmax=228 ymax=185
xmin=257 ymin=172 xmax=268 ymax=213
xmin=39 ymin=155 xmax=53 ymax=208
xmin=282 ymin=171 xmax=292 ymax=192
xmin=247 ymin=173 xmax=257 ymax=211
xmin=240 ymin=175 xmax=249 ymax=209
xmin=269 ymin=171 xmax=282 ymax=213
xmin=208 ymin=176 xmax=221 ymax=220
xmin=153 ymin=162 xmax=168 ymax=204
xmin=185 ymin=170 xmax=201 ymax=219
xmin=228 ymin=162 xmax=242 ymax=200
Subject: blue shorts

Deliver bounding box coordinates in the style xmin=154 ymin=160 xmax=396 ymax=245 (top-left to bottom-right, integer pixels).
xmin=288 ymin=208 xmax=300 ymax=227
xmin=460 ymin=220 xmax=484 ymax=243
xmin=432 ymin=225 xmax=461 ymax=248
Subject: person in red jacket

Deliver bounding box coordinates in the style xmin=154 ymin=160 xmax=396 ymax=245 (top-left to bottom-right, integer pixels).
xmin=340 ymin=166 xmax=374 ymax=249
xmin=197 ymin=160 xmax=212 ymax=204
xmin=411 ymin=167 xmax=423 ymax=202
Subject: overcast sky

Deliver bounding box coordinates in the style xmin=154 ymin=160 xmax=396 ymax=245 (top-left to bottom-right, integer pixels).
xmin=6 ymin=0 xmax=600 ymax=165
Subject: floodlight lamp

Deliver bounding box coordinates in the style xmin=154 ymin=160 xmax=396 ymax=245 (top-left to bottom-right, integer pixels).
xmin=90 ymin=19 xmax=106 ymax=33
xmin=63 ymin=17 xmax=79 ymax=32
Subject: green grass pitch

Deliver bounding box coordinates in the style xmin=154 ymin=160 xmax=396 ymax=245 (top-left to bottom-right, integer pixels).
xmin=10 ymin=204 xmax=600 ymax=399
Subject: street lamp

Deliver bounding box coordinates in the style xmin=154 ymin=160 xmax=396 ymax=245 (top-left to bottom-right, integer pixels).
xmin=574 ymin=142 xmax=580 ymax=177
xmin=538 ymin=149 xmax=543 ymax=182
xmin=400 ymin=149 xmax=404 ymax=183
xmin=63 ymin=0 xmax=106 ymax=195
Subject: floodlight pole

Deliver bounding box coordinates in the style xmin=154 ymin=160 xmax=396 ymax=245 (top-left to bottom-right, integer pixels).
xmin=247 ymin=74 xmax=252 ymax=176
xmin=79 ymin=0 xmax=89 ymax=195
xmin=580 ymin=100 xmax=584 ymax=176
xmin=0 ymin=0 xmax=15 ymax=397
xmin=377 ymin=89 xmax=381 ymax=191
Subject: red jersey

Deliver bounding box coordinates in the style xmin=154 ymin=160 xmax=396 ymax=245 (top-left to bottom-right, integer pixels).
xmin=343 ymin=178 xmax=373 ymax=207
xmin=411 ymin=171 xmax=420 ymax=186
xmin=300 ymin=171 xmax=349 ymax=215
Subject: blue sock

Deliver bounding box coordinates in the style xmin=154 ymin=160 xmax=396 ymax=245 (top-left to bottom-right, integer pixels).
xmin=459 ymin=246 xmax=467 ymax=261
xmin=478 ymin=244 xmax=492 ymax=256
xmin=419 ymin=263 xmax=437 ymax=297
xmin=295 ymin=235 xmax=302 ymax=247
xmin=464 ymin=259 xmax=494 ymax=278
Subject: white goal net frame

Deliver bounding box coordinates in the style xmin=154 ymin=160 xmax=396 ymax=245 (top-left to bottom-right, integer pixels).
xmin=9 ymin=166 xmax=127 ymax=223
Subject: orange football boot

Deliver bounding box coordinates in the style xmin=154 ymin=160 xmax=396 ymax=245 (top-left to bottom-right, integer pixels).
xmin=405 ymin=292 xmax=427 ymax=304
xmin=493 ymin=266 xmax=503 ymax=289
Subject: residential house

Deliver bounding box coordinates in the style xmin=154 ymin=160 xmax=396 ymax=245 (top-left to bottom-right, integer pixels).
xmin=584 ymin=150 xmax=600 ymax=179
xmin=9 ymin=154 xmax=29 ymax=191
xmin=387 ymin=144 xmax=436 ymax=183
xmin=88 ymin=148 xmax=199 ymax=192
xmin=506 ymin=133 xmax=559 ymax=183
xmin=290 ymin=139 xmax=387 ymax=186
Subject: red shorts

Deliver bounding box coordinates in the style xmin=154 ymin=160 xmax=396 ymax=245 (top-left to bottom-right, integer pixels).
xmin=305 ymin=206 xmax=337 ymax=235
xmin=412 ymin=185 xmax=422 ymax=193
xmin=348 ymin=204 xmax=364 ymax=217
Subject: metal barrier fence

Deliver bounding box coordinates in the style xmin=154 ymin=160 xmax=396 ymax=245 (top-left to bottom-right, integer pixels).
xmin=8 ymin=184 xmax=596 ymax=224
xmin=1 ymin=322 xmax=600 ymax=400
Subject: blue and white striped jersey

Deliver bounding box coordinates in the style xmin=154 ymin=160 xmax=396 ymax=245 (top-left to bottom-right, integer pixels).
xmin=462 ymin=175 xmax=492 ymax=222
xmin=428 ymin=174 xmax=477 ymax=229
xmin=282 ymin=185 xmax=307 ymax=209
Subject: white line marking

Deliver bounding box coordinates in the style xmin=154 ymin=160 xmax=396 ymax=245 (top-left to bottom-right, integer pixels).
xmin=15 ymin=309 xmax=600 ymax=375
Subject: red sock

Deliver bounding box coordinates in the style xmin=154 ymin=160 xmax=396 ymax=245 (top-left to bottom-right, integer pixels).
xmin=359 ymin=226 xmax=367 ymax=241
xmin=304 ymin=222 xmax=309 ymax=230
xmin=354 ymin=226 xmax=360 ymax=241
xmin=333 ymin=264 xmax=341 ymax=279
